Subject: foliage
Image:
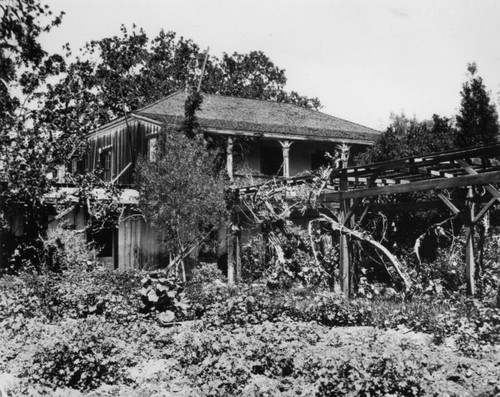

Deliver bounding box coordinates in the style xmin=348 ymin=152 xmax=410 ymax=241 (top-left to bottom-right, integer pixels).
xmin=39 ymin=224 xmax=99 ymax=273
xmin=265 ymin=224 xmax=331 ymax=289
xmin=0 ymin=268 xmax=142 ymax=327
xmin=357 ymin=113 xmax=457 ymax=164
xmin=190 ymin=262 xmax=227 ymax=285
xmin=241 ymin=236 xmax=268 ymax=282
xmin=139 ymin=273 xmax=190 ymax=323
xmin=352 ymin=114 xmax=459 ymax=259
xmin=1 ymin=271 xmax=500 ymax=395
xmin=0 ymin=1 xmax=85 ymax=270
xmin=1 ymin=0 xmax=65 ymax=127
xmin=199 ymin=287 xmax=374 ymax=329
xmin=28 ymin=318 xmax=133 ymax=391
xmin=453 ymin=299 xmax=500 ymax=358
xmin=455 ymin=63 xmax=499 ymax=148
xmin=136 ymin=125 xmax=228 ymax=261
xmin=186 ymin=262 xmax=237 ymax=318
xmin=238 ymin=178 xmax=338 ymax=288
xmin=476 ymin=235 xmax=500 ymax=303
xmin=41 ymin=26 xmax=321 ymax=135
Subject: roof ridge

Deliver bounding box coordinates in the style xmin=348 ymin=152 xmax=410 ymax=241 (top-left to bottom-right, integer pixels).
xmin=137 ymin=90 xmax=185 ymax=113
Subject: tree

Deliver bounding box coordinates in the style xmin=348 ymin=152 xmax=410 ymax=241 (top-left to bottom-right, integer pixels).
xmin=135 ymin=117 xmax=228 ymax=267
xmin=40 ymin=26 xmax=321 ymax=135
xmin=357 ymin=113 xmax=456 ymax=164
xmin=1 ymin=0 xmax=67 ymax=269
xmin=1 ymin=0 xmax=65 ymax=128
xmin=455 ymin=63 xmax=499 ymax=148
xmin=354 ymin=113 xmax=458 ymax=259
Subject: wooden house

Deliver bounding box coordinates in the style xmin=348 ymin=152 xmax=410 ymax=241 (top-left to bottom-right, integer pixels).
xmin=54 ymin=91 xmax=380 ymax=270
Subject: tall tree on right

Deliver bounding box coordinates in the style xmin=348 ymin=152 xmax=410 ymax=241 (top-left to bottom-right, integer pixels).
xmin=455 ymin=63 xmax=499 ymax=148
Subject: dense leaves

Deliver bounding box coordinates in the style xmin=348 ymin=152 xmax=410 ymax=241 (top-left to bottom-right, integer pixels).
xmin=0 ymin=0 xmax=64 ymax=127
xmin=136 ymin=124 xmax=228 ymax=259
xmin=455 ymin=63 xmax=499 ymax=148
xmin=40 ymin=26 xmax=321 ymax=135
xmin=357 ymin=113 xmax=457 ymax=164
xmin=1 ymin=259 xmax=500 ymax=395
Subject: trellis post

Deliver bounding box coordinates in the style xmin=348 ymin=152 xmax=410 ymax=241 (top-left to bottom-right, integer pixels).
xmin=465 ymin=187 xmax=476 ymax=296
xmin=339 ymin=169 xmax=350 ymax=296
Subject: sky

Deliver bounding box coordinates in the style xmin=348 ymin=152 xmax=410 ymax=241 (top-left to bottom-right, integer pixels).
xmin=39 ymin=0 xmax=500 ymax=131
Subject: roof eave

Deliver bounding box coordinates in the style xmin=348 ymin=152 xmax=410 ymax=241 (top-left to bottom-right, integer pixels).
xmin=202 ymin=127 xmax=376 ymax=145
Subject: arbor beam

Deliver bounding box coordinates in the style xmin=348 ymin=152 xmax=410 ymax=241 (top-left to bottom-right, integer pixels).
xmin=456 ymin=159 xmax=500 ymax=202
xmin=327 ymin=170 xmax=500 ymax=200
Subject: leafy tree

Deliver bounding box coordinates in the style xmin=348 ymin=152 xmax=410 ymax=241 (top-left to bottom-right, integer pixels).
xmin=0 ymin=0 xmax=65 ymax=128
xmin=0 ymin=0 xmax=67 ymax=269
xmin=455 ymin=63 xmax=499 ymax=148
xmin=357 ymin=113 xmax=456 ymax=164
xmin=135 ymin=116 xmax=228 ymax=266
xmin=40 ymin=26 xmax=321 ymax=134
xmin=354 ymin=113 xmax=458 ymax=267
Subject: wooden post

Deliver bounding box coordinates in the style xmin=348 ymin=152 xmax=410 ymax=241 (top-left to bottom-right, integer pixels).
xmin=227 ymin=137 xmax=234 ymax=182
xmin=465 ymin=188 xmax=476 ymax=296
xmin=279 ymin=140 xmax=293 ymax=178
xmin=227 ymin=224 xmax=235 ymax=285
xmin=235 ymin=230 xmax=241 ymax=282
xmin=339 ymin=171 xmax=350 ymax=296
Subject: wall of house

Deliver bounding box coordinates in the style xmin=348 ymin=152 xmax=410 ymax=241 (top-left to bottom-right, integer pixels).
xmin=87 ymin=120 xmax=160 ymax=185
xmin=118 ymin=210 xmax=166 ymax=270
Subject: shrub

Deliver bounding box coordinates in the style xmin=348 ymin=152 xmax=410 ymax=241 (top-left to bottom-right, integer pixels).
xmin=201 ymin=287 xmax=374 ymax=329
xmin=0 ymin=268 xmax=143 ymax=326
xmin=185 ymin=262 xmax=237 ymax=318
xmin=241 ymin=236 xmax=267 ymax=282
xmin=29 ymin=319 xmax=133 ymax=391
xmin=139 ymin=273 xmax=190 ymax=323
xmin=40 ymin=224 xmax=99 ymax=273
xmin=454 ymin=299 xmax=500 ymax=357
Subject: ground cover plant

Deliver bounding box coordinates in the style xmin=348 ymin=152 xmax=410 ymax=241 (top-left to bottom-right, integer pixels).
xmin=1 ymin=257 xmax=500 ymax=396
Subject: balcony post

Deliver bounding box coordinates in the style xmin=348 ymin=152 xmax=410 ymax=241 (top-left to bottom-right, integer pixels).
xmin=279 ymin=140 xmax=293 ymax=178
xmin=227 ymin=136 xmax=234 ymax=181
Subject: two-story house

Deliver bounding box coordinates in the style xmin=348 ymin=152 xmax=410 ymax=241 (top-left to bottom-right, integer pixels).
xmin=53 ymin=91 xmax=380 ymax=270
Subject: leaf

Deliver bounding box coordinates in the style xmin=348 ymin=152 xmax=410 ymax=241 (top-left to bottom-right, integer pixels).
xmin=147 ymin=290 xmax=159 ymax=303
xmin=157 ymin=310 xmax=175 ymax=324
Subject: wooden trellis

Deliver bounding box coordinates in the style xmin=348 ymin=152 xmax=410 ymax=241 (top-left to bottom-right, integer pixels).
xmin=324 ymin=142 xmax=500 ymax=296
xmin=235 ymin=142 xmax=500 ymax=295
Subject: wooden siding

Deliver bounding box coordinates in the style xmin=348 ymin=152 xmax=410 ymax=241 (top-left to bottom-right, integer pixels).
xmin=118 ymin=210 xmax=165 ymax=270
xmin=87 ymin=120 xmax=161 ymax=185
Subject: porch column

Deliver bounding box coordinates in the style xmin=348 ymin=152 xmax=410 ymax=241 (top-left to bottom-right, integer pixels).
xmin=226 ymin=136 xmax=234 ymax=181
xmin=279 ymin=140 xmax=293 ymax=178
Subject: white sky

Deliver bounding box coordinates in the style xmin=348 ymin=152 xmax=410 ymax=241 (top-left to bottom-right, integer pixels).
xmin=40 ymin=0 xmax=500 ymax=131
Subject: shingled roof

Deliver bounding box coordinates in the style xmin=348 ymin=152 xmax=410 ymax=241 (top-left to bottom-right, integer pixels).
xmin=134 ymin=91 xmax=380 ymax=143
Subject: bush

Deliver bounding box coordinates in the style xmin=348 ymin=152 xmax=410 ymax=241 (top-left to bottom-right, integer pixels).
xmin=40 ymin=224 xmax=99 ymax=273
xmin=0 ymin=268 xmax=142 ymax=327
xmin=241 ymin=236 xmax=267 ymax=282
xmin=185 ymin=262 xmax=237 ymax=318
xmin=201 ymin=287 xmax=374 ymax=329
xmin=139 ymin=273 xmax=190 ymax=323
xmin=28 ymin=318 xmax=133 ymax=391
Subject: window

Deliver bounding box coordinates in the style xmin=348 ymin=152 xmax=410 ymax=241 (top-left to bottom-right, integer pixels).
xmin=148 ymin=137 xmax=157 ymax=161
xmin=260 ymin=146 xmax=283 ymax=176
xmin=99 ymin=148 xmax=112 ymax=181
